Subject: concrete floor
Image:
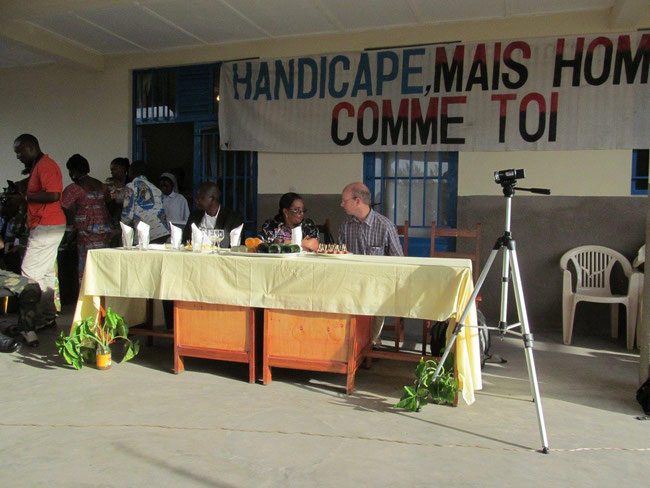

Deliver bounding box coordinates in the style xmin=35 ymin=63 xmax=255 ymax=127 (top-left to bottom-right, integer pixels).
xmin=1 ymin=306 xmax=648 ymax=488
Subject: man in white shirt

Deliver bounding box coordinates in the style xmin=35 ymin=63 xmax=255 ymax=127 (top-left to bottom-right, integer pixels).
xmin=181 ymin=182 xmax=242 ymax=247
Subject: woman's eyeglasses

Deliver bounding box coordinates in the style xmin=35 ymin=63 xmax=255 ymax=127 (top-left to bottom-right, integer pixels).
xmin=288 ymin=208 xmax=307 ymax=215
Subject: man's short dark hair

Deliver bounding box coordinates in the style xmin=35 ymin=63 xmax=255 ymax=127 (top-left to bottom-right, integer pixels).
xmin=66 ymin=154 xmax=90 ymax=174
xmin=197 ymin=181 xmax=221 ymax=201
xmin=14 ymin=134 xmax=40 ymax=150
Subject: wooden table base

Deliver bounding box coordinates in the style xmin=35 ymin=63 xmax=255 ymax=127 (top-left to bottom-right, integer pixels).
xmin=174 ymin=301 xmax=256 ymax=383
xmin=121 ymin=299 xmax=173 ymax=345
xmin=262 ymin=309 xmax=371 ymax=394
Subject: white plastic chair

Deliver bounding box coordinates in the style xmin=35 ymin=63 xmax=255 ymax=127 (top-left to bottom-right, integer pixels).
xmin=561 ymin=245 xmax=642 ymax=350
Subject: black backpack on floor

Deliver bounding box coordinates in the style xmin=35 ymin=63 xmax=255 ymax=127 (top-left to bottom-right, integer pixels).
xmin=429 ymin=310 xmax=491 ymax=369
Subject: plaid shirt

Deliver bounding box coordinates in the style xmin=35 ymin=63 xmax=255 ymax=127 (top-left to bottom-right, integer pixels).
xmin=338 ymin=209 xmax=403 ymax=256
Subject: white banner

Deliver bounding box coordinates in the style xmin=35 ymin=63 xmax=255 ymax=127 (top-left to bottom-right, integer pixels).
xmin=219 ymin=32 xmax=649 ymax=153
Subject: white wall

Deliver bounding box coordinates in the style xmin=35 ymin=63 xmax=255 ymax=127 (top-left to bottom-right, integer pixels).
xmin=1 ymin=9 xmax=647 ymax=192
xmin=1 ymin=60 xmax=130 ymax=186
xmin=258 ymin=153 xmax=361 ymax=194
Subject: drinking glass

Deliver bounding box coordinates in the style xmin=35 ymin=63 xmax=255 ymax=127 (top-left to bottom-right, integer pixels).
xmin=215 ymin=229 xmax=225 ymax=250
xmin=206 ymin=229 xmax=219 ymax=253
xmin=123 ymin=231 xmax=133 ymax=250
xmin=199 ymin=226 xmax=208 ymax=252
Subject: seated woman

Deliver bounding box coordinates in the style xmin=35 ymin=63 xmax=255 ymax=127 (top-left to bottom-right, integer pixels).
xmin=259 ymin=192 xmax=319 ymax=251
xmin=159 ymin=172 xmax=190 ymax=227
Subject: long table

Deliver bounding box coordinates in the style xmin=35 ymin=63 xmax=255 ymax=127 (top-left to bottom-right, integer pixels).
xmin=74 ymin=248 xmax=482 ymax=403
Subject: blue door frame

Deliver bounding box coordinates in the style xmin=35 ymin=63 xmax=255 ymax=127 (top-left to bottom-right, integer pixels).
xmin=133 ymin=64 xmax=258 ymax=237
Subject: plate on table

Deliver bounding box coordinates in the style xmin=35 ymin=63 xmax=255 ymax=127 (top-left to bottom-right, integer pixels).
xmin=196 ymin=248 xmax=231 ymax=254
xmin=229 ymin=251 xmax=304 ymax=258
xmin=116 ymin=244 xmax=170 ymax=251
xmin=146 ymin=243 xmax=167 ymax=250
xmin=306 ymin=252 xmax=355 ymax=258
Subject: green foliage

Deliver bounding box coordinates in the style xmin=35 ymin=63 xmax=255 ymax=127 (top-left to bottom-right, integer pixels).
xmin=394 ymin=355 xmax=458 ymax=412
xmin=56 ymin=307 xmax=139 ymax=370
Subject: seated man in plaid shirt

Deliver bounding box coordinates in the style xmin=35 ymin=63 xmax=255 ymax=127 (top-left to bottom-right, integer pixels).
xmin=338 ymin=182 xmax=403 ymax=346
xmin=338 ymin=182 xmax=403 ymax=257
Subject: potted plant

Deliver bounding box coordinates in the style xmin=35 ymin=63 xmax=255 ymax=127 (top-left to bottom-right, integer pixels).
xmin=56 ymin=307 xmax=139 ymax=370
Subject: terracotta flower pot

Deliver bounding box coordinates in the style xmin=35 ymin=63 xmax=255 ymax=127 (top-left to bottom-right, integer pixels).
xmin=96 ymin=348 xmax=112 ymax=370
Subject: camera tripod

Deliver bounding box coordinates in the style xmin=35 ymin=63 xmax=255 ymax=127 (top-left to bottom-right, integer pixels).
xmin=432 ymin=172 xmax=551 ymax=453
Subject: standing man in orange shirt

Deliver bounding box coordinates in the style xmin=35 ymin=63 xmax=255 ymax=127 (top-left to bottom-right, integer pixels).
xmin=12 ymin=134 xmax=66 ymax=346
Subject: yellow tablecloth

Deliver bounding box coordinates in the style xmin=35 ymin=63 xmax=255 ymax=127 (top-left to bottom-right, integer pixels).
xmin=74 ymin=249 xmax=482 ymax=403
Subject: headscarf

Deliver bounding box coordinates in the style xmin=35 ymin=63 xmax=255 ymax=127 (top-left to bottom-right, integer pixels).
xmin=160 ymin=172 xmax=179 ymax=193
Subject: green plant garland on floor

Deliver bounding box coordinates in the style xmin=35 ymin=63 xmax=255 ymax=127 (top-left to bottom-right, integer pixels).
xmin=395 ymin=354 xmax=458 ymax=411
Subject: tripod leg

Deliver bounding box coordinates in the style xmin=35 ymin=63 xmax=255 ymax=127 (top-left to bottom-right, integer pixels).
xmin=432 ymin=248 xmax=501 ymax=382
xmin=499 ymin=247 xmax=511 ymax=335
xmin=509 ymin=249 xmax=550 ymax=453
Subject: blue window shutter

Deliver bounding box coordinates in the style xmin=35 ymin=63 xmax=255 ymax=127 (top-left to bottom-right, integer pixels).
xmin=177 ymin=65 xmax=213 ymax=120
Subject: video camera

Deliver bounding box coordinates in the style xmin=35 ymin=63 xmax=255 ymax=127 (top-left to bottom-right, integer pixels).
xmin=494 ymin=169 xmax=525 ymax=184
xmin=493 ymin=169 xmax=551 ymax=196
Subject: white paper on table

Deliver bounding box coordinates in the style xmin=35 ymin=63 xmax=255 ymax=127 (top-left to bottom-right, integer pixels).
xmin=190 ymin=223 xmax=207 ymax=252
xmin=230 ymin=224 xmax=244 ymax=247
xmin=291 ymin=225 xmax=303 ymax=247
xmin=136 ymin=221 xmax=150 ymax=249
xmin=120 ymin=222 xmax=134 ymax=249
xmin=170 ymin=223 xmax=182 ymax=249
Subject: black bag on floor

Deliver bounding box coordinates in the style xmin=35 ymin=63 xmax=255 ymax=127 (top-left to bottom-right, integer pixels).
xmin=429 ymin=310 xmax=491 ymax=369
xmin=637 ymin=376 xmax=650 ymax=415
xmin=477 ymin=310 xmax=491 ymax=368
xmin=429 ymin=321 xmax=448 ymax=357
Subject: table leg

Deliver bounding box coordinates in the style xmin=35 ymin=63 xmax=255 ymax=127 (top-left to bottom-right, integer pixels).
xmin=262 ymin=309 xmax=271 ymax=385
xmin=146 ymin=299 xmax=154 ymax=346
xmin=345 ymin=316 xmax=357 ymax=394
xmin=248 ymin=307 xmax=256 ymax=384
xmin=173 ymin=303 xmax=183 ymax=374
xmin=174 ymin=352 xmax=184 ymax=374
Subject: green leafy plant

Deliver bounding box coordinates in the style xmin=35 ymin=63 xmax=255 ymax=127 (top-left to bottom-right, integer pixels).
xmin=395 ymin=355 xmax=458 ymax=411
xmin=56 ymin=307 xmax=139 ymax=370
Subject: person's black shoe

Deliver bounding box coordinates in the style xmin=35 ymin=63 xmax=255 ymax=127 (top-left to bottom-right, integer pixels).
xmin=0 ymin=334 xmax=20 ymax=353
